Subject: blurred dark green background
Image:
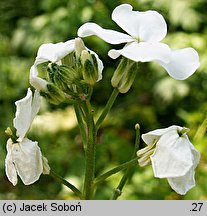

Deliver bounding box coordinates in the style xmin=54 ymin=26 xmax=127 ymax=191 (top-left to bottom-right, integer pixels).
xmin=1 ymin=0 xmax=207 ymax=200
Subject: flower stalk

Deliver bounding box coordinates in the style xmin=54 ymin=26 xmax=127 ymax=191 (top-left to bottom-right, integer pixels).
xmin=111 ymin=123 xmax=140 ymax=199
xmin=50 ymin=170 xmax=82 ymax=199
xmin=96 ymin=88 xmax=119 ymax=130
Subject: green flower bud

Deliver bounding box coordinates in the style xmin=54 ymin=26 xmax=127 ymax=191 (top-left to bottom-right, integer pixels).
xmin=111 ymin=58 xmax=138 ymax=94
xmin=75 ymin=38 xmax=86 ymax=58
xmin=81 ymin=50 xmax=99 ymax=85
xmin=40 ymin=83 xmax=66 ymax=105
xmin=111 ymin=58 xmax=128 ymax=87
xmin=47 ymin=63 xmax=79 ymax=91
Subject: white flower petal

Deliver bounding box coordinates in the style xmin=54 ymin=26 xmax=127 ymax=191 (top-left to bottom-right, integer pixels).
xmin=31 ymin=90 xmax=41 ymax=120
xmin=5 ymin=139 xmax=18 ymax=186
xmin=78 ymin=22 xmax=133 ymax=44
xmin=13 ymin=88 xmax=41 ymax=141
xmin=29 ymin=66 xmax=48 ymax=91
xmin=141 ymin=126 xmax=180 ymax=146
xmin=11 ymin=138 xmax=43 ymax=185
xmin=35 ymin=40 xmax=75 ymax=65
xmin=108 ymin=42 xmax=171 ymax=63
xmin=13 ymin=88 xmax=33 ymax=140
xmin=158 ymin=48 xmax=200 ymax=80
xmin=151 ymin=128 xmax=194 ymax=178
xmin=167 ymin=169 xmax=196 ymax=195
xmin=112 ymin=4 xmax=167 ymax=42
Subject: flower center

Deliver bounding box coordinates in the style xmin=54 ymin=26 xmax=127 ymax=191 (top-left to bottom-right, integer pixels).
xmin=177 ymin=127 xmax=190 ymax=137
xmin=137 ymin=139 xmax=157 ymax=167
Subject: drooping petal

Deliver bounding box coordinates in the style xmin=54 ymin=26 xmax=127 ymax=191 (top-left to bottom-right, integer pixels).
xmin=13 ymin=88 xmax=33 ymax=140
xmin=11 ymin=138 xmax=43 ymax=185
xmin=141 ymin=126 xmax=176 ymax=146
xmin=31 ymin=90 xmax=42 ymax=121
xmin=78 ymin=22 xmax=133 ymax=44
xmin=5 ymin=139 xmax=18 ymax=186
xmin=167 ymin=140 xmax=200 ymax=194
xmin=151 ymin=128 xmax=194 ymax=178
xmin=30 ymin=66 xmax=48 ymax=91
xmin=167 ymin=169 xmax=196 ymax=195
xmin=35 ymin=40 xmax=75 ymax=65
xmin=157 ymin=48 xmax=200 ymax=80
xmin=108 ymin=42 xmax=171 ymax=63
xmin=112 ymin=4 xmax=167 ymax=42
xmin=13 ymin=88 xmax=41 ymax=141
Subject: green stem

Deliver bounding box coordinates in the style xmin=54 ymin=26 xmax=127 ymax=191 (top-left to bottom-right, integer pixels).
xmin=96 ymin=88 xmax=119 ymax=130
xmin=50 ymin=170 xmax=82 ymax=199
xmin=94 ymin=158 xmax=138 ymax=186
xmin=111 ymin=124 xmax=140 ymax=200
xmin=83 ymin=100 xmax=96 ymax=199
xmin=74 ymin=104 xmax=87 ymax=150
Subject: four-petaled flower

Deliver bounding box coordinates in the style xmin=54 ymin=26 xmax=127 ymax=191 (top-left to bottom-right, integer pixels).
xmin=30 ymin=39 xmax=103 ymax=91
xmin=78 ymin=4 xmax=200 ymax=80
xmin=137 ymin=126 xmax=200 ymax=195
xmin=5 ymin=88 xmax=50 ymax=186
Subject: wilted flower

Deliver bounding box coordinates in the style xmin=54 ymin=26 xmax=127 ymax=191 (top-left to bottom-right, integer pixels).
xmin=78 ymin=4 xmax=200 ymax=80
xmin=137 ymin=125 xmax=200 ymax=195
xmin=5 ymin=88 xmax=50 ymax=186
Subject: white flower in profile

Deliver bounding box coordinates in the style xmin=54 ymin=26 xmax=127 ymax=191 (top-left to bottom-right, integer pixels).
xmin=78 ymin=4 xmax=200 ymax=80
xmin=30 ymin=38 xmax=103 ymax=91
xmin=5 ymin=88 xmax=50 ymax=186
xmin=137 ymin=125 xmax=200 ymax=195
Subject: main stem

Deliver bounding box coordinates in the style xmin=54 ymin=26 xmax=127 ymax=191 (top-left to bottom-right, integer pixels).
xmin=83 ymin=100 xmax=96 ymax=199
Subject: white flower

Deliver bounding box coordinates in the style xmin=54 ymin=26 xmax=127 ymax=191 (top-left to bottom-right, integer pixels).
xmin=137 ymin=125 xmax=200 ymax=195
xmin=30 ymin=39 xmax=103 ymax=90
xmin=5 ymin=88 xmax=50 ymax=186
xmin=78 ymin=4 xmax=200 ymax=80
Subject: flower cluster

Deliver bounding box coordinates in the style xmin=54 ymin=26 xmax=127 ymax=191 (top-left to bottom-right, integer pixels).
xmin=5 ymin=3 xmax=200 ymax=196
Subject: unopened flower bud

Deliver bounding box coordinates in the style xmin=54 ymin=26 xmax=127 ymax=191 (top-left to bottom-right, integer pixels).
xmin=75 ymin=38 xmax=86 ymax=58
xmin=111 ymin=58 xmax=128 ymax=87
xmin=47 ymin=63 xmax=79 ymax=91
xmin=111 ymin=58 xmax=138 ymax=93
xmin=81 ymin=50 xmax=99 ymax=85
xmin=40 ymin=83 xmax=66 ymax=105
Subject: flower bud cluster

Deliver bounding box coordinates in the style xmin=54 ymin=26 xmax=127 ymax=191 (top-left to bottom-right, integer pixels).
xmin=31 ymin=38 xmax=102 ymax=105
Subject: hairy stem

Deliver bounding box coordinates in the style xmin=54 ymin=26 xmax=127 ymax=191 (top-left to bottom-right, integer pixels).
xmin=83 ymin=100 xmax=96 ymax=199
